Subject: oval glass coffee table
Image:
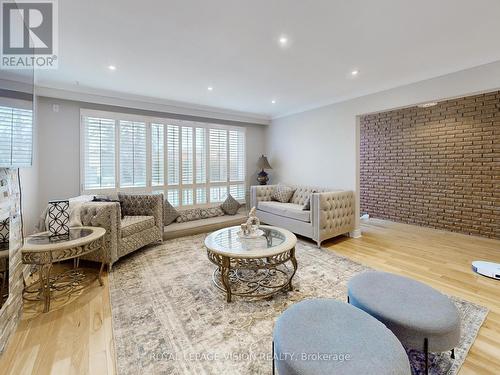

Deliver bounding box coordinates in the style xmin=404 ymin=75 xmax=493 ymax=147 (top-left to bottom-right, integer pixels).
xmin=205 ymin=225 xmax=297 ymax=302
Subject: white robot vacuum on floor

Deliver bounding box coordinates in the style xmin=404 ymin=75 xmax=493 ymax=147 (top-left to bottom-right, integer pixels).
xmin=472 ymin=261 xmax=500 ymax=280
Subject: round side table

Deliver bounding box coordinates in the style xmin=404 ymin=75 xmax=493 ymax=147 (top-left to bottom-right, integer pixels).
xmin=22 ymin=226 xmax=106 ymax=312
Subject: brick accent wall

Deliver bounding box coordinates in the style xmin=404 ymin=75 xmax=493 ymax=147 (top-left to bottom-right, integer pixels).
xmin=360 ymin=91 xmax=499 ymax=239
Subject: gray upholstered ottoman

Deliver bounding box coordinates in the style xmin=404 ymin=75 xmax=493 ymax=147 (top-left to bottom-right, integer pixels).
xmin=273 ymin=299 xmax=411 ymax=375
xmin=348 ymin=271 xmax=460 ymax=375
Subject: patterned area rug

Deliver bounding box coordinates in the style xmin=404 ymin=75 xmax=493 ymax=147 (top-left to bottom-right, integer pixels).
xmin=109 ymin=234 xmax=487 ymax=375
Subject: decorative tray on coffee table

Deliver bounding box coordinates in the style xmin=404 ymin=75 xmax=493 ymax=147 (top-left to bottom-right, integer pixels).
xmin=236 ymin=229 xmax=264 ymax=239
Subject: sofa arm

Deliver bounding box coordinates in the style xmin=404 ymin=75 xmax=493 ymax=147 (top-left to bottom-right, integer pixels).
xmin=311 ymin=191 xmax=355 ymax=244
xmin=118 ymin=193 xmax=164 ymax=234
xmin=80 ymin=202 xmax=121 ymax=265
xmin=250 ymin=185 xmax=277 ymax=208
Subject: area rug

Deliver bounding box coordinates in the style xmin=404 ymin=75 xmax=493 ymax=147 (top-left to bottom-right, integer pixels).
xmin=109 ymin=234 xmax=488 ymax=375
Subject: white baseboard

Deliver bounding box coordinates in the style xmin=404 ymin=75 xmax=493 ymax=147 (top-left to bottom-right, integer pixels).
xmin=349 ymin=228 xmax=362 ymax=238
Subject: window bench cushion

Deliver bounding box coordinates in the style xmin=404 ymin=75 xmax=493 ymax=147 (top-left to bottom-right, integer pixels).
xmin=164 ymin=212 xmax=246 ymax=240
xmin=175 ymin=206 xmax=225 ymax=223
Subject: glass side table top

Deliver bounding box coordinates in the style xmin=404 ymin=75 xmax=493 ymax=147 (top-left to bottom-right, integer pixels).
xmin=205 ymin=226 xmax=297 ymax=258
xmin=26 ymin=228 xmax=94 ymax=245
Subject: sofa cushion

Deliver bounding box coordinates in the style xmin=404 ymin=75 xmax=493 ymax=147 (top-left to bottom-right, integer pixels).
xmin=121 ymin=215 xmax=155 ymax=238
xmin=271 ymin=184 xmax=295 ymax=203
xmin=258 ymin=201 xmax=311 ymax=222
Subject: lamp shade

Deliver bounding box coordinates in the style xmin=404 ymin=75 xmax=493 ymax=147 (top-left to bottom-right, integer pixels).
xmin=257 ymin=155 xmax=272 ymax=170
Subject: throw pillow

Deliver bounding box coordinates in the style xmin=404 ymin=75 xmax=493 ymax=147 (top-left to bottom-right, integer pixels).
xmin=302 ymin=190 xmax=316 ymax=211
xmin=271 ymin=185 xmax=295 ymax=203
xmin=302 ymin=196 xmax=311 ymax=211
xmin=164 ymin=199 xmax=180 ymax=225
xmin=220 ymin=194 xmax=241 ymax=215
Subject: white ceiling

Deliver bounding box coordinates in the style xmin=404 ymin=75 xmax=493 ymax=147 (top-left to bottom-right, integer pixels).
xmin=35 ymin=0 xmax=500 ymax=119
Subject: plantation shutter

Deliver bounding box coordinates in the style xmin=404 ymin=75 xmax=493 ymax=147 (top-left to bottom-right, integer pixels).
xmin=181 ymin=126 xmax=193 ymax=185
xmin=151 ymin=123 xmax=164 ymax=186
xmin=0 ymin=105 xmax=33 ymax=167
xmin=209 ymin=128 xmax=227 ymax=183
xmin=83 ymin=116 xmax=116 ymax=189
xmin=229 ymin=130 xmax=245 ymax=181
xmin=195 ymin=127 xmax=206 ymax=184
xmin=167 ymin=124 xmax=179 ymax=185
xmin=120 ymin=121 xmax=147 ymax=187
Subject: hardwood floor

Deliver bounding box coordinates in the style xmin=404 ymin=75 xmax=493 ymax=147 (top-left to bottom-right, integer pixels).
xmin=0 ymin=266 xmax=115 ymax=375
xmin=0 ymin=218 xmax=499 ymax=374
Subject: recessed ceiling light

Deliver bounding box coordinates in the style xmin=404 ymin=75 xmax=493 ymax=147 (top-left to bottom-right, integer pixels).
xmin=271 ymin=100 xmax=276 ymax=104
xmin=351 ymin=70 xmax=359 ymax=76
xmin=418 ymin=102 xmax=438 ymax=108
xmin=207 ymin=86 xmax=213 ymax=91
xmin=278 ymin=35 xmax=289 ymax=47
xmin=108 ymin=65 xmax=116 ymax=71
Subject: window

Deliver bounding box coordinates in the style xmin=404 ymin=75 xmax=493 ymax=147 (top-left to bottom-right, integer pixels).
xmin=119 ymin=121 xmax=146 ymax=187
xmin=0 ymin=104 xmax=33 ymax=167
xmin=82 ymin=116 xmax=115 ymax=190
xmin=209 ymin=128 xmax=227 ymax=183
xmin=151 ymin=123 xmax=164 ymax=186
xmin=81 ymin=110 xmax=246 ymax=206
xmin=167 ymin=124 xmax=179 ymax=185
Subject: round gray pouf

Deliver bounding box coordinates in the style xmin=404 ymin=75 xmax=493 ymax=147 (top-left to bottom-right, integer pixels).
xmin=347 ymin=271 xmax=460 ymax=353
xmin=273 ymin=299 xmax=411 ymax=375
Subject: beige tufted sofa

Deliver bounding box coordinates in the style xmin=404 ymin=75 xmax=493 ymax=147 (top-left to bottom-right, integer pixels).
xmin=250 ymin=185 xmax=355 ymax=247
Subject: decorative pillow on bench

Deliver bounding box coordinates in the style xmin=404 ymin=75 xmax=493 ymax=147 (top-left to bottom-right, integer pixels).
xmin=164 ymin=199 xmax=180 ymax=225
xmin=220 ymin=194 xmax=241 ymax=215
xmin=175 ymin=206 xmax=225 ymax=223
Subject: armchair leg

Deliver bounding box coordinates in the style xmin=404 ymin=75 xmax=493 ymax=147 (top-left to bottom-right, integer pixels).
xmin=316 ymin=240 xmax=321 ymax=248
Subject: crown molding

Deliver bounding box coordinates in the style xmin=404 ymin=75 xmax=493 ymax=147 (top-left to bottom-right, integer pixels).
xmin=35 ymin=84 xmax=271 ymax=125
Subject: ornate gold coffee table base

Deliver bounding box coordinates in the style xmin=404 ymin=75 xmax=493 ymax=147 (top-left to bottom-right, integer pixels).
xmin=207 ymin=247 xmax=297 ymax=302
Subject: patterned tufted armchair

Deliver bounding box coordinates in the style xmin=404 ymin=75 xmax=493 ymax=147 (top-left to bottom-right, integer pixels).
xmin=250 ymin=185 xmax=355 ymax=247
xmin=79 ymin=193 xmax=163 ymax=269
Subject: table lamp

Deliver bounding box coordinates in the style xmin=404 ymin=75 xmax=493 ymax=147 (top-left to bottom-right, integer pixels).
xmin=257 ymin=155 xmax=272 ymax=185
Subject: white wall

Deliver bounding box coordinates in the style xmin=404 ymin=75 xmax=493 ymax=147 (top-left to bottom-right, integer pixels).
xmin=268 ymin=61 xmax=500 ymax=233
xmin=36 ymin=97 xmax=267 ymax=214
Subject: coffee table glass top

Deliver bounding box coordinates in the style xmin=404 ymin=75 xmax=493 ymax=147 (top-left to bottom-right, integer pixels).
xmin=205 ymin=226 xmax=296 ymax=258
xmin=213 ymin=226 xmax=285 ymax=250
xmin=26 ymin=228 xmax=94 ymax=245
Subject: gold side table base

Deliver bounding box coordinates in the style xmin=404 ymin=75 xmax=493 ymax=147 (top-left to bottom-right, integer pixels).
xmin=23 ymin=263 xmax=105 ymax=312
xmin=22 ymin=227 xmax=106 ymax=313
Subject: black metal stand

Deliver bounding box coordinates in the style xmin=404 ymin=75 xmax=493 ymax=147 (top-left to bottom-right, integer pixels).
xmin=451 ymin=348 xmax=455 ymax=359
xmin=424 ymin=338 xmax=429 ymax=375
xmin=272 ymin=341 xmax=275 ymax=375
